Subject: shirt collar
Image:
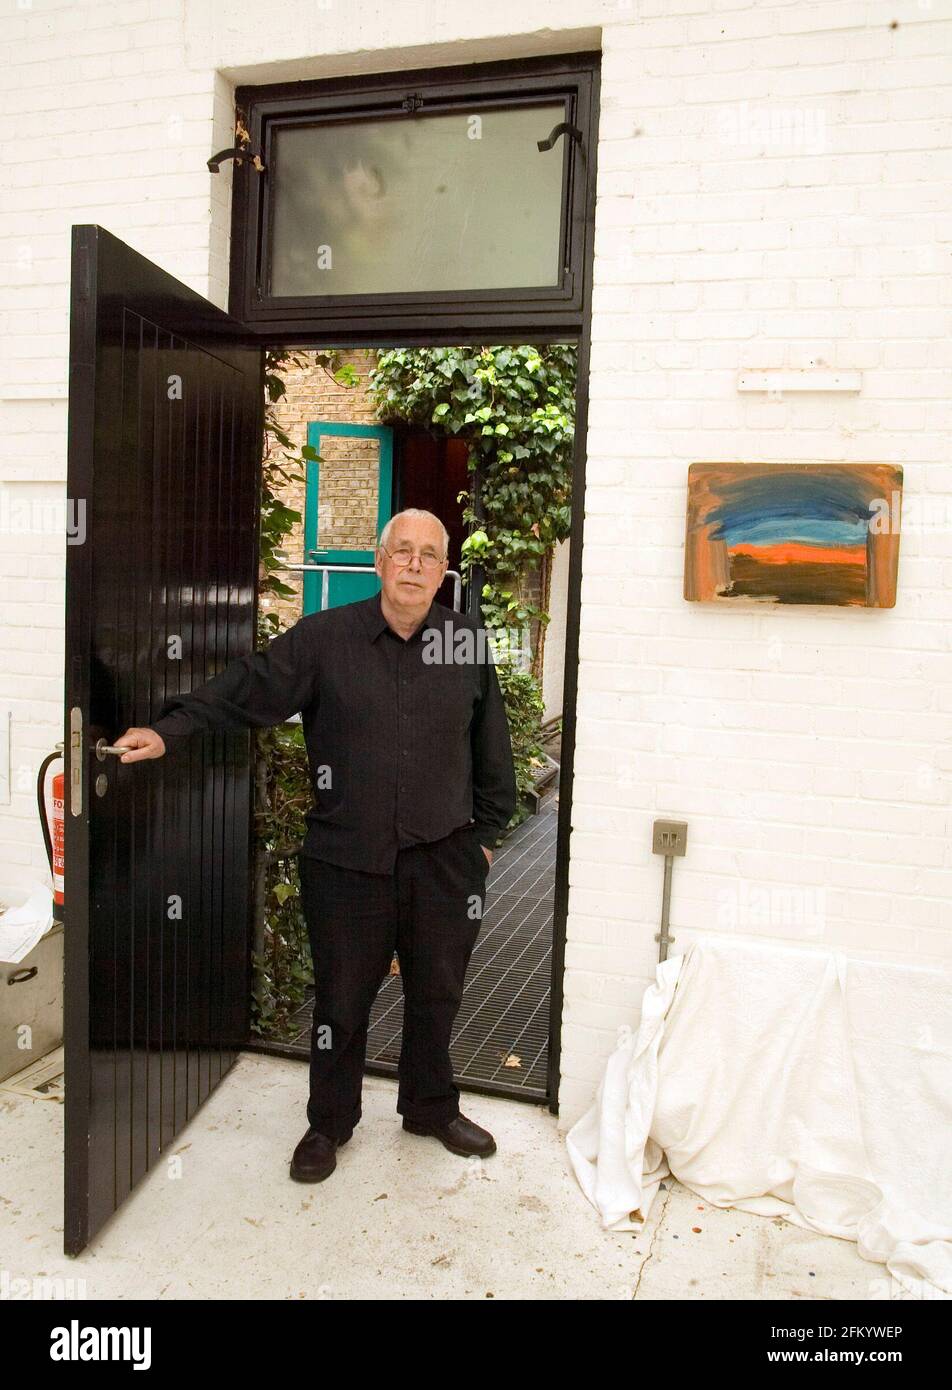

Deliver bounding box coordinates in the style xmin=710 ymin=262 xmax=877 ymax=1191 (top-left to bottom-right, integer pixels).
xmin=358 ymin=589 xmax=439 ymax=644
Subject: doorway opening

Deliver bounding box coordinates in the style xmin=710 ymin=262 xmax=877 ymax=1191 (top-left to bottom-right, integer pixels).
xmin=246 ymin=343 xmax=575 ymax=1105
xmin=63 ymin=49 xmax=598 ymax=1252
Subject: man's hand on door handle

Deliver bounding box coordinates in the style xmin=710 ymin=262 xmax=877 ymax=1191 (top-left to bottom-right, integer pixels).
xmin=112 ymin=728 xmax=167 ymax=762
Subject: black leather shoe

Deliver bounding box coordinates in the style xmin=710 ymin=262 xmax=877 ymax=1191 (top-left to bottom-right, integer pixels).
xmin=402 ymin=1113 xmax=496 ymax=1158
xmin=289 ymin=1127 xmax=352 ymax=1183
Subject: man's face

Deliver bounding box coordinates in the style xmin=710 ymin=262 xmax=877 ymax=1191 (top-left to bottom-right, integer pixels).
xmin=375 ymin=516 xmax=448 ymax=613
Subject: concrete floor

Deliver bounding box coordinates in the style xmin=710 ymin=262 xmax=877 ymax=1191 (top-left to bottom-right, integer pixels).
xmin=0 ymin=1051 xmax=886 ymax=1300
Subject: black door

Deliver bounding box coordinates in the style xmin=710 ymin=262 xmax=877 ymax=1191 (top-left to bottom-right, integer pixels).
xmin=64 ymin=227 xmax=263 ymax=1255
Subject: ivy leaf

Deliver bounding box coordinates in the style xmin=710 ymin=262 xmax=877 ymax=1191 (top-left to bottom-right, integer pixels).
xmin=264 ymin=578 xmax=297 ymax=599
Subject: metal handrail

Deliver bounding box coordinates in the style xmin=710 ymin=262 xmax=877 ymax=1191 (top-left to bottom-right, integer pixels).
xmin=276 ymin=561 xmax=463 ymax=613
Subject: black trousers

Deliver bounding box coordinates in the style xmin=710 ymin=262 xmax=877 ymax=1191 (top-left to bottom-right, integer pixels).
xmin=297 ymin=822 xmax=491 ymax=1140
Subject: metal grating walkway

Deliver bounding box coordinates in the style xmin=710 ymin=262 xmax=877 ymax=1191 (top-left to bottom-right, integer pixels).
xmin=273 ymin=788 xmax=559 ymax=1104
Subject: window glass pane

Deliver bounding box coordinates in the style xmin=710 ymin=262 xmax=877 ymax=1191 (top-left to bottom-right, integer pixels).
xmin=316 ymin=435 xmax=380 ymax=549
xmin=269 ymin=103 xmax=566 ymax=297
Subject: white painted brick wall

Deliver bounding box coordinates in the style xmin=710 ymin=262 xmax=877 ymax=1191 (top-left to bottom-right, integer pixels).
xmin=561 ymin=0 xmax=952 ymax=1129
xmin=0 ymin=0 xmax=230 ymax=905
xmin=0 ymin=0 xmax=949 ymax=1130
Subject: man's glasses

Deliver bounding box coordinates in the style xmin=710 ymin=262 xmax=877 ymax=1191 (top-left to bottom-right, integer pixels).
xmin=381 ymin=543 xmax=446 ymax=572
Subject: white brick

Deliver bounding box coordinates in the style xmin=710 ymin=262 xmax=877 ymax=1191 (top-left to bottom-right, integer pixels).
xmin=0 ymin=0 xmax=950 ymax=1114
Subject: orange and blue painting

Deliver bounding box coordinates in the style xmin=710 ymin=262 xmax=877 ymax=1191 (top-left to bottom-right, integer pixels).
xmin=684 ymin=462 xmax=902 ymax=607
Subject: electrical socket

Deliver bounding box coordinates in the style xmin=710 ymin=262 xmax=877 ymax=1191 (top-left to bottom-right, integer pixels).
xmin=652 ymin=819 xmax=688 ymax=857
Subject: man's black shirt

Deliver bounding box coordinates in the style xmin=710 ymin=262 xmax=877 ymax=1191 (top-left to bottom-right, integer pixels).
xmin=148 ymin=591 xmax=518 ymax=874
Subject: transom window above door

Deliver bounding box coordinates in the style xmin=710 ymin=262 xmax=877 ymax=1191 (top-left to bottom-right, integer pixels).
xmin=268 ymin=103 xmax=566 ymax=298
xmin=229 ymin=53 xmax=599 ymax=339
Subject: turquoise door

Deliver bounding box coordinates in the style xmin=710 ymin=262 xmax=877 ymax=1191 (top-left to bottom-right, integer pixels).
xmin=303 ymin=421 xmax=393 ymax=613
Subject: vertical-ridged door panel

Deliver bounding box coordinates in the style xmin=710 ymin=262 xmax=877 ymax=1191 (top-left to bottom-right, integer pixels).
xmin=65 ymin=226 xmax=262 ymax=1255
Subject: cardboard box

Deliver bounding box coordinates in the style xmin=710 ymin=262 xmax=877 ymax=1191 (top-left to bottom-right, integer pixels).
xmin=0 ymin=922 xmax=64 ymax=1084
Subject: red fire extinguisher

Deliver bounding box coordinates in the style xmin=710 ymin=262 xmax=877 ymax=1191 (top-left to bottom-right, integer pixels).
xmin=37 ymin=745 xmax=65 ymax=923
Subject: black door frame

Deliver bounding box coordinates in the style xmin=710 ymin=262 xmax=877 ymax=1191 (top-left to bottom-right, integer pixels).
xmin=229 ymin=52 xmax=600 ymax=1115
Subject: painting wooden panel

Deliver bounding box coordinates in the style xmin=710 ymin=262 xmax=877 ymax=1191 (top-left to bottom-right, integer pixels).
xmin=684 ymin=462 xmax=902 ymax=607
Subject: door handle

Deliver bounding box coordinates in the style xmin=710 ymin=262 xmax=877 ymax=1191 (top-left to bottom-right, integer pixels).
xmin=67 ymin=716 xmax=134 ymax=818
xmin=8 ymin=966 xmax=38 ymax=985
xmin=94 ymin=739 xmax=129 ymax=760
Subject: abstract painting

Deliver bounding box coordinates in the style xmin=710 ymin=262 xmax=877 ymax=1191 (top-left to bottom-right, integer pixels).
xmin=684 ymin=462 xmax=902 ymax=607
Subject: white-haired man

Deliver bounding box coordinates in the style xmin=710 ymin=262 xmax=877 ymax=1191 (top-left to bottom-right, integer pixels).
xmin=115 ymin=509 xmax=517 ymax=1183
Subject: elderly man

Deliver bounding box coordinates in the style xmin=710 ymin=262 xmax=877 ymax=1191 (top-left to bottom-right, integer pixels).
xmin=114 ymin=508 xmax=517 ymax=1184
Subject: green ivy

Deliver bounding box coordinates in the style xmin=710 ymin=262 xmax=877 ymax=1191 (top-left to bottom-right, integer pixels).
xmin=370 ymin=345 xmax=575 ymax=632
xmin=494 ymin=659 xmax=548 ymax=807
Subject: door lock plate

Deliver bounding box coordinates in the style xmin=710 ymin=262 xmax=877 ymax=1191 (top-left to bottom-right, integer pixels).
xmin=69 ymin=706 xmax=83 ymax=817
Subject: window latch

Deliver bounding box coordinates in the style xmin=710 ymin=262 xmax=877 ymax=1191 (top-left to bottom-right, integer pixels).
xmin=207 ymin=147 xmax=266 ymax=174
xmin=537 ymin=121 xmax=582 ymax=152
